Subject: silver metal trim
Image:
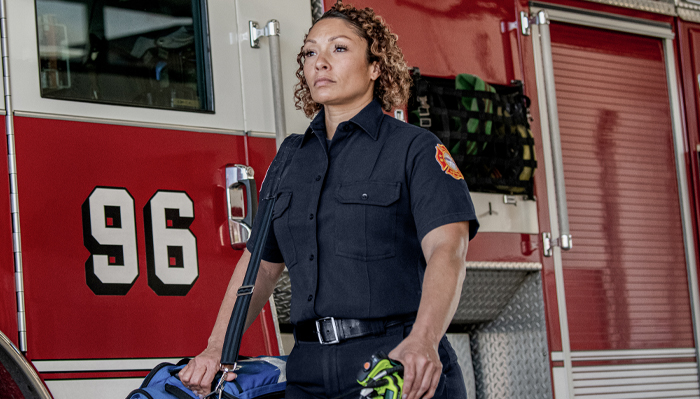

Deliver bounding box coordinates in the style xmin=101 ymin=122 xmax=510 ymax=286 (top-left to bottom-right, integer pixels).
xmin=315 ymin=317 xmax=340 ymax=345
xmin=1 ymin=0 xmax=25 ymax=353
xmin=310 ymin=0 xmax=324 ymax=22
xmin=520 ymin=10 xmax=547 ymax=36
xmin=12 ymin=111 xmax=246 ymax=136
xmin=249 ymin=21 xmax=263 ymax=49
xmin=267 ymin=294 xmax=285 ymax=355
xmin=247 ymin=130 xmax=277 ymax=139
xmin=532 ymin=3 xmax=675 ymax=39
xmin=464 ymin=261 xmax=542 ymax=270
xmin=678 ymin=7 xmax=700 ymax=23
xmin=0 ymin=330 xmax=51 ymax=398
xmin=663 ymin=36 xmax=700 ymax=383
xmin=268 ymin=21 xmax=287 ymax=150
xmin=538 ymin=11 xmax=573 ymax=256
xmin=226 ymin=165 xmax=255 ymax=249
xmin=542 ymin=232 xmax=553 ymax=257
xmin=580 ymin=0 xmax=675 ymax=16
xmin=531 ymin=19 xmax=576 ymax=399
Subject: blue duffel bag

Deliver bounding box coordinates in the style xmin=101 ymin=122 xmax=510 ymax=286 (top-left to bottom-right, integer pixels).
xmin=126 ymin=356 xmax=288 ymax=399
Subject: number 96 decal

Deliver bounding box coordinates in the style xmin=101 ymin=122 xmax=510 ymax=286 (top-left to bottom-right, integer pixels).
xmin=82 ymin=187 xmax=199 ymax=296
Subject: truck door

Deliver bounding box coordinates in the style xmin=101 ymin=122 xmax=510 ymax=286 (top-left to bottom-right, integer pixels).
xmin=531 ymin=5 xmax=700 ymax=398
xmin=2 ymin=0 xmax=311 ymax=398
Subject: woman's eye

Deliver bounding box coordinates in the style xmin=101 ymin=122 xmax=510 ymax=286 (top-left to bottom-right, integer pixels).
xmin=335 ymin=45 xmax=347 ymax=52
xmin=303 ymin=50 xmax=315 ymax=57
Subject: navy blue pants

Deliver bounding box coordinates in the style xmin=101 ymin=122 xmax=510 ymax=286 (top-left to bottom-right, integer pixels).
xmin=285 ymin=322 xmax=468 ymax=399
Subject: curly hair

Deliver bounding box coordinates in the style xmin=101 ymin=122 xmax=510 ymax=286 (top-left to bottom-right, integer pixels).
xmin=294 ymin=2 xmax=412 ymax=118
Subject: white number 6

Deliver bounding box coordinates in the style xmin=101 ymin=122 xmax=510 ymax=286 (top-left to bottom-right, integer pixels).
xmin=143 ymin=191 xmax=199 ymax=296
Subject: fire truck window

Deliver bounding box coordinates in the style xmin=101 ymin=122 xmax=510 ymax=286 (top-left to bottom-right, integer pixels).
xmin=35 ymin=0 xmax=213 ymax=112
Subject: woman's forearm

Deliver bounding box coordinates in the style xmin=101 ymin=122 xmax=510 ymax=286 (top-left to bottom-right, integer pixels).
xmin=410 ymin=244 xmax=467 ymax=346
xmin=206 ymin=249 xmax=284 ymax=351
xmin=410 ymin=221 xmax=470 ymax=346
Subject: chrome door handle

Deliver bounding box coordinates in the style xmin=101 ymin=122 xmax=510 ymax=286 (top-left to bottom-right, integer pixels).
xmin=226 ymin=165 xmax=257 ymax=249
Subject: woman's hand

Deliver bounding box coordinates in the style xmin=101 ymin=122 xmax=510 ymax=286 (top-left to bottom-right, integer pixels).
xmin=179 ymin=346 xmax=236 ymax=398
xmin=389 ymin=334 xmax=441 ymax=399
xmin=389 ymin=221 xmax=469 ymax=399
xmin=179 ymin=250 xmax=283 ymax=397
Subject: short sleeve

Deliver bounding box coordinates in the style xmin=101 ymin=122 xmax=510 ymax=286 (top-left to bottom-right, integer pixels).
xmin=245 ymin=135 xmax=300 ymax=264
xmin=407 ymin=131 xmax=479 ymax=242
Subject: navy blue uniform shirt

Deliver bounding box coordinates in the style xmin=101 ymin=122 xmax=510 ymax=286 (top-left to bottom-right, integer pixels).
xmin=247 ymin=99 xmax=478 ymax=324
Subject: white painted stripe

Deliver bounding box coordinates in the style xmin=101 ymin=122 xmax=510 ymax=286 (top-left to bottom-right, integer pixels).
xmin=13 ymin=110 xmax=247 ymax=136
xmin=572 ymin=348 xmax=696 ymax=359
xmin=553 ymin=348 xmax=696 ymax=362
xmin=575 ymin=367 xmax=698 ymax=380
xmin=46 ymin=378 xmax=142 ymax=399
xmin=573 ymin=389 xmax=700 ymax=399
xmin=570 ymin=362 xmax=700 ymax=398
xmin=574 ymin=362 xmax=698 ymax=373
xmin=552 ymin=367 xmax=571 ymax=399
xmin=34 ymin=358 xmax=182 ymax=373
xmin=576 ymin=383 xmax=700 ymax=395
xmin=574 ymin=375 xmax=698 ymax=387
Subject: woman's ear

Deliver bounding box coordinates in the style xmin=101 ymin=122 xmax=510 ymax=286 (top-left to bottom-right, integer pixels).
xmin=369 ymin=62 xmax=380 ymax=81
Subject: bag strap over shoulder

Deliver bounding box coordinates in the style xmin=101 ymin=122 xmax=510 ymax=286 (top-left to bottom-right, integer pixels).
xmin=262 ymin=134 xmax=302 ymax=200
xmin=220 ymin=134 xmax=301 ymax=369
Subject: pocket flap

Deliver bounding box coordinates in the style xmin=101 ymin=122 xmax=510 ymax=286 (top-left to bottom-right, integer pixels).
xmin=272 ymin=192 xmax=292 ymax=219
xmin=335 ymin=182 xmax=401 ymax=206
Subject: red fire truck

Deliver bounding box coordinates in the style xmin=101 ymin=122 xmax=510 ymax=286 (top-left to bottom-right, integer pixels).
xmin=3 ymin=0 xmax=700 ymax=398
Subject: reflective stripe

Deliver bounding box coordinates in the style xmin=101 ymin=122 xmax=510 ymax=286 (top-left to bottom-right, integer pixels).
xmin=33 ymin=358 xmax=182 ymax=373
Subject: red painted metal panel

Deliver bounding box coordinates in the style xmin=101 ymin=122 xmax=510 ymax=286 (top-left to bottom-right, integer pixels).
xmin=0 ymin=115 xmax=18 ymax=347
xmin=548 ymin=0 xmax=675 ymax=24
xmin=324 ymin=0 xmax=517 ymax=84
xmin=12 ymin=117 xmax=278 ymax=363
xmin=677 ymin=21 xmax=700 ymax=333
xmin=550 ymin=23 xmax=694 ymax=350
xmin=466 ymin=233 xmax=541 ymax=263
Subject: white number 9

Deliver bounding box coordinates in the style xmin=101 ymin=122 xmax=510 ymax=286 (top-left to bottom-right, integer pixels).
xmin=82 ymin=187 xmax=139 ymax=295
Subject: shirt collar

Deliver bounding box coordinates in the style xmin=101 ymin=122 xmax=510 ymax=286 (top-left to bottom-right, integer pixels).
xmin=301 ymin=99 xmax=384 ymax=147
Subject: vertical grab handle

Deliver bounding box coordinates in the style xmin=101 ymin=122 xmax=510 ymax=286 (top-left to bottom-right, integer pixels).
xmin=226 ymin=165 xmax=257 ymax=249
xmin=250 ymin=19 xmax=287 ymax=150
xmin=538 ymin=11 xmax=572 ymax=251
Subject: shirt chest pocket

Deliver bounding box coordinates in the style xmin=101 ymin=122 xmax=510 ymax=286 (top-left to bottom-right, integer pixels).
xmin=334 ymin=181 xmax=401 ymax=261
xmin=272 ymin=192 xmax=297 ymax=267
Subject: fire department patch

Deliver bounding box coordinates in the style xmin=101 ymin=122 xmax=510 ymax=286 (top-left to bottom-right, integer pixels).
xmin=435 ymin=144 xmax=464 ymax=180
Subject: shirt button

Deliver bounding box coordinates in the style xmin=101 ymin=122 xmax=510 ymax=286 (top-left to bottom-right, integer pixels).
xmin=309 ymin=213 xmax=314 ymax=220
xmin=307 ymin=295 xmax=313 ymax=301
xmin=309 ymin=254 xmax=314 ymax=261
xmin=315 ymin=175 xmax=322 ymax=181
xmin=361 ymin=193 xmax=368 ymax=200
xmin=343 ymin=124 xmax=351 ymax=132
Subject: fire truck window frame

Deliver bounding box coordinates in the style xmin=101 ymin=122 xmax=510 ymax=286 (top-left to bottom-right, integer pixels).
xmin=34 ymin=0 xmax=214 ymax=113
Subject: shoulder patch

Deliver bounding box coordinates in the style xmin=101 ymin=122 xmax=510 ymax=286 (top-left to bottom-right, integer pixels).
xmin=435 ymin=144 xmax=464 ymax=180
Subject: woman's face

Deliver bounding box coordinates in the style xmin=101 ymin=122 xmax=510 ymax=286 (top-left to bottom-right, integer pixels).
xmin=302 ymin=18 xmax=379 ymax=109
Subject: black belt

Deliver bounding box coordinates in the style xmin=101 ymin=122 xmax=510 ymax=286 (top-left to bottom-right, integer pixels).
xmin=295 ymin=315 xmax=415 ymax=345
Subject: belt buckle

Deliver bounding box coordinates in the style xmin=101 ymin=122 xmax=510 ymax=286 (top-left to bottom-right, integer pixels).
xmin=315 ymin=317 xmax=340 ymax=345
